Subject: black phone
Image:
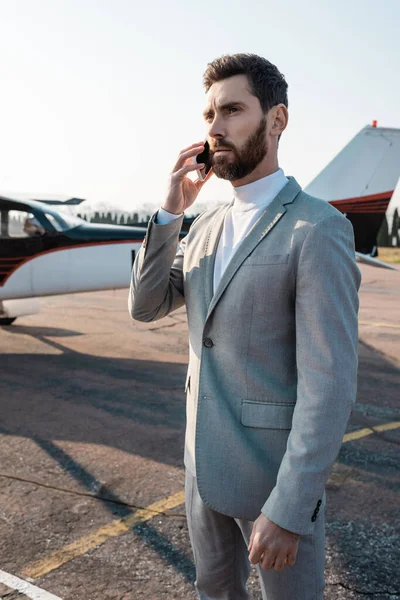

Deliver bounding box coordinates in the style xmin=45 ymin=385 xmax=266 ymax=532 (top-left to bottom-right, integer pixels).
xmin=195 ymin=140 xmax=212 ymax=181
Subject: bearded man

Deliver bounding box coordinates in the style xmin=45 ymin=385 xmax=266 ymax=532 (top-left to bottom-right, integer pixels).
xmin=129 ymin=53 xmax=361 ymax=600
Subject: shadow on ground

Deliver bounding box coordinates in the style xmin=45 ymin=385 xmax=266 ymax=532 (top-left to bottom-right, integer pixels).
xmin=1 ymin=326 xmax=399 ymax=596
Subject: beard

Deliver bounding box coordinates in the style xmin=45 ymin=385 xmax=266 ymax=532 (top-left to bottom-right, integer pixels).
xmin=211 ymin=115 xmax=268 ymax=181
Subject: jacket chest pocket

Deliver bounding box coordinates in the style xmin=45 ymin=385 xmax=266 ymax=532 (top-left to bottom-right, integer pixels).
xmin=240 ymin=252 xmax=293 ymax=309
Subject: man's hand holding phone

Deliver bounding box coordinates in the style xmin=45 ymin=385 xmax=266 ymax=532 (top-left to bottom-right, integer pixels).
xmin=162 ymin=142 xmax=213 ymax=215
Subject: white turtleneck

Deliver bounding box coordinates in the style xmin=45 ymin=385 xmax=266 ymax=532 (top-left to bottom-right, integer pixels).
xmin=156 ymin=168 xmax=288 ymax=295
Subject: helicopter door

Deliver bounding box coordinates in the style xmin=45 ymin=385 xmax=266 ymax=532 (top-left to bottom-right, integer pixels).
xmin=0 ymin=208 xmax=36 ymax=299
xmin=31 ymin=211 xmax=70 ymax=296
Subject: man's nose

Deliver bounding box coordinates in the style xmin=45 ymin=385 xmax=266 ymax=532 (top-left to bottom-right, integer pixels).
xmin=208 ymin=115 xmax=226 ymax=140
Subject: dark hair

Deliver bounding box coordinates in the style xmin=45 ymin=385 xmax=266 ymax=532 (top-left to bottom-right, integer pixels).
xmin=203 ymin=53 xmax=288 ymax=113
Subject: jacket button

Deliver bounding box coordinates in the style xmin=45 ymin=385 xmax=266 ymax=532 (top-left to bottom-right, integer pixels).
xmin=311 ymin=514 xmax=317 ymax=522
xmin=203 ymin=338 xmax=214 ymax=348
xmin=317 ymin=500 xmax=322 ymax=507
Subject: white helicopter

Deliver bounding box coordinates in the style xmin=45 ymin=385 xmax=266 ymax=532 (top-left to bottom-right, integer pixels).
xmin=0 ymin=196 xmax=147 ymax=325
xmin=1 ymin=122 xmax=398 ymax=325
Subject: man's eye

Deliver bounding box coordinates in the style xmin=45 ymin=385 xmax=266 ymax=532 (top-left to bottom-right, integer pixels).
xmin=228 ymin=107 xmax=239 ymax=114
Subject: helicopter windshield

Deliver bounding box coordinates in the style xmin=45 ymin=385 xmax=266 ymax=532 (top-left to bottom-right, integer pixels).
xmin=44 ymin=211 xmax=85 ymax=232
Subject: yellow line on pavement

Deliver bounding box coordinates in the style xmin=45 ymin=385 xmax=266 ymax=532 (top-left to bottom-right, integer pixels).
xmin=359 ymin=320 xmax=400 ymax=329
xmin=343 ymin=420 xmax=400 ymax=442
xmin=22 ymin=491 xmax=185 ymax=580
xmin=21 ymin=420 xmax=400 ymax=580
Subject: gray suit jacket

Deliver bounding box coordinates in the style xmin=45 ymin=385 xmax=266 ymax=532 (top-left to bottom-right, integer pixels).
xmin=129 ymin=177 xmax=361 ymax=535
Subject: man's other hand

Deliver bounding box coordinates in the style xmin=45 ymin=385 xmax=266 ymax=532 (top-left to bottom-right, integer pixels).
xmin=248 ymin=514 xmax=300 ymax=572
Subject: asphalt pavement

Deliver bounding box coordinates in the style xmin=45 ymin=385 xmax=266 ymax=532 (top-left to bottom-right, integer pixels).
xmin=0 ymin=263 xmax=399 ymax=599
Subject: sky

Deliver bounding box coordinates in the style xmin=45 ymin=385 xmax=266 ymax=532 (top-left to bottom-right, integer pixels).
xmin=0 ymin=0 xmax=399 ymax=215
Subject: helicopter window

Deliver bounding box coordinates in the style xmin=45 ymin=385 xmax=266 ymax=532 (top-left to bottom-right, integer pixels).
xmin=0 ymin=210 xmax=45 ymax=238
xmin=44 ymin=213 xmax=64 ymax=232
xmin=44 ymin=211 xmax=84 ymax=231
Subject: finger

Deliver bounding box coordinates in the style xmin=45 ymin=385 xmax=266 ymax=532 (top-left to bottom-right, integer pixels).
xmin=273 ymin=553 xmax=286 ymax=572
xmin=286 ymin=552 xmax=297 ymax=567
xmin=260 ymin=550 xmax=276 ymax=571
xmin=183 ymin=141 xmax=205 ymax=152
xmin=194 ymin=167 xmax=214 ymax=190
xmin=176 ymin=142 xmax=205 ymax=158
xmin=173 ymin=145 xmax=204 ymax=172
xmin=249 ymin=544 xmax=264 ymax=565
xmin=173 ymin=162 xmax=205 ymax=180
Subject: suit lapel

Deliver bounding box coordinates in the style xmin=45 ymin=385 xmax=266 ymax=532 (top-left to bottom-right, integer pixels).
xmin=205 ymin=176 xmax=302 ymax=320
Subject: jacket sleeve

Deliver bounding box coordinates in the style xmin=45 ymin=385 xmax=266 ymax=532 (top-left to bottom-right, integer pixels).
xmin=261 ymin=213 xmax=362 ymax=535
xmin=128 ymin=210 xmax=187 ymax=322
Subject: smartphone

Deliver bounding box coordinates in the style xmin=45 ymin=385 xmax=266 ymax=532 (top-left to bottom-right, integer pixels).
xmin=195 ymin=140 xmax=212 ymax=181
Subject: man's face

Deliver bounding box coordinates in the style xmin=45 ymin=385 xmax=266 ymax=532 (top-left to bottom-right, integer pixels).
xmin=203 ymin=74 xmax=269 ymax=181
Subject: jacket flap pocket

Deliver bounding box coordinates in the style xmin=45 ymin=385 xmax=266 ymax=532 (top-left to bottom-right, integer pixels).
xmin=243 ymin=253 xmax=289 ymax=266
xmin=241 ymin=401 xmax=295 ymax=429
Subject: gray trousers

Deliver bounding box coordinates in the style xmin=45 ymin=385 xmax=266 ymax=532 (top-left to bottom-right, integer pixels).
xmin=185 ymin=470 xmax=325 ymax=600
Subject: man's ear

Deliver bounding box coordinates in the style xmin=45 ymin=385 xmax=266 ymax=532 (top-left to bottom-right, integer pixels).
xmin=270 ymin=104 xmax=289 ymax=138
